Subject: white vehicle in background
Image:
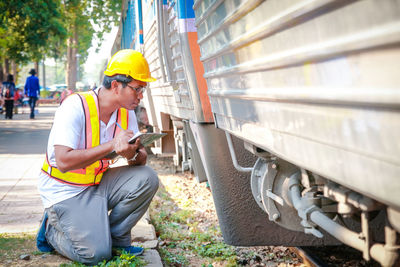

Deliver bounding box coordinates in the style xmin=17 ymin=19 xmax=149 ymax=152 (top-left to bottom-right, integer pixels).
xmin=48 ymin=84 xmax=67 ymax=92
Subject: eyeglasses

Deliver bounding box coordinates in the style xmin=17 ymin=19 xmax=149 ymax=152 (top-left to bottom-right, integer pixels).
xmin=126 ymin=83 xmax=146 ymax=94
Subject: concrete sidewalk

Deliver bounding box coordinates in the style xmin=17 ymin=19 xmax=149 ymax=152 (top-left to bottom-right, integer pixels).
xmin=0 ymin=105 xmax=162 ymax=266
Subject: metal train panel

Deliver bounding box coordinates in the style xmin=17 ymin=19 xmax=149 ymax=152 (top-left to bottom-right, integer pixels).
xmin=115 ymin=0 xmax=400 ymax=264
xmin=119 ymin=0 xmax=212 ymax=161
xmin=139 ymin=0 xmax=193 ymax=145
xmin=194 ymin=0 xmax=400 ymax=209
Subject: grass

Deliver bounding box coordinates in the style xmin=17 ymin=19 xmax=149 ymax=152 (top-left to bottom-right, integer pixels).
xmin=60 ymin=250 xmax=147 ymax=267
xmin=0 ymin=233 xmax=146 ymax=267
xmin=0 ymin=232 xmax=37 ymax=262
xmin=150 ymin=182 xmax=238 ymax=266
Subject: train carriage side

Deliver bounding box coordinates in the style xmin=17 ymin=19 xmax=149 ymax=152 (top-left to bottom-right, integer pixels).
xmin=116 ymin=0 xmax=213 ymax=174
xmin=193 ymin=0 xmax=400 ymax=266
xmin=117 ymin=0 xmax=350 ymax=248
xmin=116 ymin=0 xmax=400 ymax=265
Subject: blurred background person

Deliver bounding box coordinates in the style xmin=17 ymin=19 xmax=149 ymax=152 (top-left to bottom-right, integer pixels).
xmin=0 ymin=87 xmax=4 ymax=114
xmin=2 ymin=74 xmax=16 ymax=119
xmin=13 ymin=87 xmax=23 ymax=114
xmin=24 ymin=68 xmax=40 ymax=119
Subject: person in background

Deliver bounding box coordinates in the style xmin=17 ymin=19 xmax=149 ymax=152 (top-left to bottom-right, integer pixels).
xmin=2 ymin=74 xmax=16 ymax=119
xmin=36 ymin=49 xmax=159 ymax=265
xmin=13 ymin=87 xmax=22 ymax=114
xmin=24 ymin=68 xmax=40 ymax=119
xmin=0 ymin=93 xmax=3 ymax=113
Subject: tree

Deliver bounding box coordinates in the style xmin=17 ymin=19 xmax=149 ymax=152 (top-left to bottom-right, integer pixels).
xmin=63 ymin=0 xmax=121 ymax=90
xmin=0 ymin=0 xmax=121 ymax=87
xmin=0 ymin=0 xmax=67 ymax=80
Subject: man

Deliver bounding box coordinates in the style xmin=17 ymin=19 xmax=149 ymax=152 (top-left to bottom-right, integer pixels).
xmin=36 ymin=49 xmax=159 ymax=265
xmin=24 ymin=68 xmax=40 ymax=119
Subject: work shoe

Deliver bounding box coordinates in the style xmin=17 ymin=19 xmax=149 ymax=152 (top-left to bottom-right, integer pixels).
xmin=36 ymin=212 xmax=54 ymax=252
xmin=112 ymin=246 xmax=144 ymax=256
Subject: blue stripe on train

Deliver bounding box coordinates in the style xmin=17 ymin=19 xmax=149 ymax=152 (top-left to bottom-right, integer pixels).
xmin=138 ymin=0 xmax=143 ymax=45
xmin=177 ymin=0 xmax=195 ymax=19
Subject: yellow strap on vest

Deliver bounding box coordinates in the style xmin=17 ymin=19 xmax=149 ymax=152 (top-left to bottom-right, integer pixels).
xmin=114 ymin=108 xmax=129 ymax=136
xmin=42 ymin=160 xmax=104 ymax=186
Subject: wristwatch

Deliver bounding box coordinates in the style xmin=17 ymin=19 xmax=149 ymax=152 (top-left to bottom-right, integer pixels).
xmin=128 ymin=152 xmax=139 ymax=162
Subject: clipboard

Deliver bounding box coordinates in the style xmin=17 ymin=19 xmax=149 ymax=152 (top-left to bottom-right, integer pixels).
xmin=105 ymin=132 xmax=167 ymax=159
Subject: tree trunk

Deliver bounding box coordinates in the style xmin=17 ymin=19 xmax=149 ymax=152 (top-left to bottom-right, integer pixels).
xmin=3 ymin=58 xmax=9 ymax=78
xmin=11 ymin=61 xmax=17 ymax=80
xmin=66 ymin=22 xmax=78 ymax=90
xmin=34 ymin=62 xmax=39 ymax=78
xmin=42 ymin=60 xmax=46 ymax=90
xmin=0 ymin=62 xmax=3 ymax=82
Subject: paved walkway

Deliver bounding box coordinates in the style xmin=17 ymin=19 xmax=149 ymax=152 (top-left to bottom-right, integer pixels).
xmin=0 ymin=104 xmax=162 ymax=266
xmin=0 ymin=105 xmax=54 ymax=232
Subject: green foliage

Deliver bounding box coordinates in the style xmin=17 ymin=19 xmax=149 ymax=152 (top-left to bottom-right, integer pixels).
xmin=158 ymin=247 xmax=188 ymax=267
xmin=88 ymin=0 xmax=121 ymax=50
xmin=40 ymin=90 xmax=54 ymax=99
xmin=0 ymin=233 xmax=32 ymax=251
xmin=170 ymin=209 xmax=192 ymax=223
xmin=62 ymin=0 xmax=121 ymax=59
xmin=0 ymin=0 xmax=67 ymax=63
xmin=0 ymin=0 xmax=121 ymax=82
xmin=60 ymin=250 xmax=146 ymax=267
xmin=150 ymin=184 xmax=238 ymax=266
xmin=197 ymin=242 xmax=236 ymax=259
xmin=0 ymin=233 xmax=36 ymax=262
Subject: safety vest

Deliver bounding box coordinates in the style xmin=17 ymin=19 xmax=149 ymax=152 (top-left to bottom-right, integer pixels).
xmin=41 ymin=90 xmax=130 ymax=186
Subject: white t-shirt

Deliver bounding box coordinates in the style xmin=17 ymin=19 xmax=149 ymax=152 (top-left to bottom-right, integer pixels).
xmin=38 ymin=89 xmax=139 ymax=208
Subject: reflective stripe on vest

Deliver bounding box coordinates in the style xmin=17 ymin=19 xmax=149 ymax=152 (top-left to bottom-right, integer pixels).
xmin=41 ymin=90 xmax=129 ymax=186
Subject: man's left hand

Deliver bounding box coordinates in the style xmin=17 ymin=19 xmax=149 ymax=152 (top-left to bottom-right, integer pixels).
xmin=128 ymin=146 xmax=147 ymax=166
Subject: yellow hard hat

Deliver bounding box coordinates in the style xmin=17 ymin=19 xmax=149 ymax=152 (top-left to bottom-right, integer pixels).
xmin=104 ymin=49 xmax=156 ymax=82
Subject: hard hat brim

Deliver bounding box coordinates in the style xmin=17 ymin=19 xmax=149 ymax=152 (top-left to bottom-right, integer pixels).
xmin=136 ymin=76 xmax=157 ymax=82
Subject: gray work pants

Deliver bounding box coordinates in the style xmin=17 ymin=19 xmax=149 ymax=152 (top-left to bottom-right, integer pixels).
xmin=45 ymin=165 xmax=159 ymax=265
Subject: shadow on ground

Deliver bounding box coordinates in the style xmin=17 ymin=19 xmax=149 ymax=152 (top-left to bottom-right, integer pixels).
xmin=0 ymin=106 xmax=56 ymax=154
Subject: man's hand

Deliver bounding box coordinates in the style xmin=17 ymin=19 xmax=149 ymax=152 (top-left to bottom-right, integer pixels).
xmin=113 ymin=129 xmax=141 ymax=159
xmin=128 ymin=146 xmax=147 ymax=166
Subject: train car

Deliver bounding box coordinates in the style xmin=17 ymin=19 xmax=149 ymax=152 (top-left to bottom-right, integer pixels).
xmin=113 ymin=0 xmax=400 ymax=265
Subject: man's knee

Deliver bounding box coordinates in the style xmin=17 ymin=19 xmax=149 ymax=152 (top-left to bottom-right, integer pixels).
xmin=73 ymin=243 xmax=112 ymax=265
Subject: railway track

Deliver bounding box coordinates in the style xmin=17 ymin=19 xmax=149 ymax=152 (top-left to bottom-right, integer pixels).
xmin=291 ymin=246 xmax=381 ymax=267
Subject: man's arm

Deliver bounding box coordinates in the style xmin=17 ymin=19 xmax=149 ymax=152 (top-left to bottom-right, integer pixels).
xmin=55 ymin=129 xmax=141 ymax=172
xmin=24 ymin=78 xmax=28 ymax=96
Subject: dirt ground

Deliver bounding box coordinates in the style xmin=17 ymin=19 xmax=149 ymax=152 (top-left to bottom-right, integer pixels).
xmin=147 ymin=155 xmax=303 ymax=267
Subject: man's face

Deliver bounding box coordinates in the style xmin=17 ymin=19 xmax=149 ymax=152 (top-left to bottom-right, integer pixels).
xmin=118 ymin=79 xmax=147 ymax=110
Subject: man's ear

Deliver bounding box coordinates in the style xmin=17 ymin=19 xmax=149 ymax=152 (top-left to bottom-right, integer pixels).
xmin=110 ymin=80 xmax=120 ymax=93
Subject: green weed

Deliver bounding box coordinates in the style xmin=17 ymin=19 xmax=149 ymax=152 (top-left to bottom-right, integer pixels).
xmin=158 ymin=247 xmax=188 ymax=266
xmin=60 ymin=250 xmax=146 ymax=267
xmin=150 ymin=182 xmax=237 ymax=266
